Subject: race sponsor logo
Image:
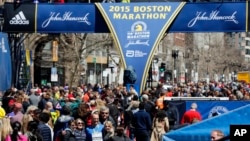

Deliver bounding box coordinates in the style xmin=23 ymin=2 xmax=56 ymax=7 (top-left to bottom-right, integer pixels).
xmin=9 ymin=11 xmax=29 ymax=25
xmin=188 ymin=10 xmax=238 ymax=28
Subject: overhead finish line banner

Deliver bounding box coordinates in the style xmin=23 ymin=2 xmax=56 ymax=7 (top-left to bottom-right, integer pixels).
xmin=3 ymin=2 xmax=247 ymax=33
xmin=169 ymin=2 xmax=246 ymax=32
xmin=96 ymin=2 xmax=185 ymax=93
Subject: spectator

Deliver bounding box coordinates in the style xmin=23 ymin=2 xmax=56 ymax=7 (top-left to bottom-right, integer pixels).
xmin=86 ymin=113 xmax=104 ymax=141
xmin=53 ymin=86 xmax=61 ymax=101
xmin=165 ymin=88 xmax=173 ymax=97
xmin=210 ymin=129 xmax=224 ymax=141
xmin=155 ymin=91 xmax=165 ymax=110
xmin=16 ymin=92 xmax=30 ymax=114
xmin=141 ymin=94 xmax=155 ymax=120
xmin=132 ymin=102 xmax=152 ymax=141
xmin=163 ymin=101 xmax=179 ymax=129
xmin=1 ymin=117 xmax=13 ymax=141
xmin=26 ymin=121 xmax=43 ymax=141
xmin=10 ymin=102 xmax=24 ymax=124
xmin=181 ymin=102 xmax=202 ymax=125
xmin=99 ymin=106 xmax=116 ymax=128
xmin=22 ymin=105 xmax=38 ymax=134
xmin=29 ymin=89 xmax=40 ymax=107
xmin=2 ymin=89 xmax=16 ymax=114
xmin=38 ymin=92 xmax=53 ymax=111
xmin=124 ymin=100 xmax=139 ymax=140
xmin=82 ymin=88 xmax=92 ymax=103
xmin=74 ymin=118 xmax=86 ymax=141
xmin=102 ymin=121 xmax=115 ymax=141
xmin=120 ymin=86 xmax=129 ymax=108
xmin=150 ymin=110 xmax=169 ymax=141
xmin=154 ymin=83 xmax=163 ymax=97
xmin=73 ymin=103 xmax=92 ymax=127
xmin=5 ymin=121 xmax=28 ymax=141
xmin=61 ymin=120 xmax=76 ymax=141
xmin=37 ymin=112 xmax=53 ymax=141
xmin=129 ymin=85 xmax=138 ymax=97
xmin=32 ymin=109 xmax=42 ymax=124
xmin=54 ymin=105 xmax=74 ymax=141
xmin=0 ymin=101 xmax=6 ymax=118
xmin=105 ymin=97 xmax=119 ymax=126
xmin=110 ymin=126 xmax=130 ymax=141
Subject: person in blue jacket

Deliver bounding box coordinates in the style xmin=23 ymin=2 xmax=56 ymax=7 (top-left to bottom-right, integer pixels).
xmin=86 ymin=113 xmax=104 ymax=141
xmin=132 ymin=102 xmax=152 ymax=141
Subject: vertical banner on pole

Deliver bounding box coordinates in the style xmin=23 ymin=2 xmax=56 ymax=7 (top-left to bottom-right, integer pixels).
xmin=52 ymin=40 xmax=58 ymax=62
xmin=0 ymin=33 xmax=12 ymax=91
xmin=96 ymin=2 xmax=186 ymax=93
xmin=26 ymin=50 xmax=31 ymax=66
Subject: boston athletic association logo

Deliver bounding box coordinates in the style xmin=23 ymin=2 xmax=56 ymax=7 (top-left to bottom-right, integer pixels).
xmin=125 ymin=21 xmax=150 ymax=48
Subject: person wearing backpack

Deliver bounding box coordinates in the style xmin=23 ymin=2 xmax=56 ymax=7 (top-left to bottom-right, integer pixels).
xmin=54 ymin=105 xmax=74 ymax=141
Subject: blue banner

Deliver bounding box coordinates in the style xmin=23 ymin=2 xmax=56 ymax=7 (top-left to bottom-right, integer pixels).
xmin=2 ymin=3 xmax=249 ymax=33
xmin=96 ymin=2 xmax=185 ymax=93
xmin=185 ymin=101 xmax=250 ymax=120
xmin=169 ymin=2 xmax=246 ymax=32
xmin=36 ymin=4 xmax=96 ymax=33
xmin=164 ymin=104 xmax=250 ymax=141
xmin=0 ymin=33 xmax=12 ymax=91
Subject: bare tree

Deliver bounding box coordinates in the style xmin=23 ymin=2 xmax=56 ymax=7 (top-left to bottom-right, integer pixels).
xmin=59 ymin=33 xmax=113 ymax=88
xmin=191 ymin=33 xmax=243 ymax=81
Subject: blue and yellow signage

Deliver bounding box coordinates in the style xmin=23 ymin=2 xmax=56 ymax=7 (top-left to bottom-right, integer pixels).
xmin=96 ymin=2 xmax=185 ymax=93
xmin=1 ymin=2 xmax=248 ymax=92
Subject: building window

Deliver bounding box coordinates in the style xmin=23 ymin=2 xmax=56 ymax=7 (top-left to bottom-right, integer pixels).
xmin=247 ymin=41 xmax=250 ymax=46
xmin=245 ymin=48 xmax=250 ymax=55
xmin=245 ymin=57 xmax=250 ymax=63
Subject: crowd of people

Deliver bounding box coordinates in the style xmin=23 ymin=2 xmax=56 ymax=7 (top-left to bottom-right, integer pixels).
xmin=0 ymin=80 xmax=246 ymax=141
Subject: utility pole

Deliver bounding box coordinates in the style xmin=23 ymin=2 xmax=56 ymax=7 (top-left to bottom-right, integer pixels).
xmin=172 ymin=49 xmax=179 ymax=84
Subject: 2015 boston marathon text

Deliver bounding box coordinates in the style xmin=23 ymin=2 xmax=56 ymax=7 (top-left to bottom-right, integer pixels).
xmin=109 ymin=5 xmax=171 ymax=20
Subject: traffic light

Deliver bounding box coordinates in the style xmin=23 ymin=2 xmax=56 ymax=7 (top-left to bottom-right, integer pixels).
xmin=160 ymin=63 xmax=166 ymax=72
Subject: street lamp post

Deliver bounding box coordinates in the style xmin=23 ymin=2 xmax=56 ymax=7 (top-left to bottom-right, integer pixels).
xmin=185 ymin=69 xmax=188 ymax=84
xmin=172 ymin=49 xmax=179 ymax=83
xmin=193 ymin=55 xmax=199 ymax=83
xmin=206 ymin=59 xmax=210 ymax=83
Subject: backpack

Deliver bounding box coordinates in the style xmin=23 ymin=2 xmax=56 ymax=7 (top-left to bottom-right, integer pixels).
xmin=50 ymin=110 xmax=60 ymax=124
xmin=54 ymin=119 xmax=71 ymax=141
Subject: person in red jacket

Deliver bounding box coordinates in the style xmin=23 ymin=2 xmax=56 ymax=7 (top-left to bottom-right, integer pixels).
xmin=181 ymin=102 xmax=202 ymax=125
